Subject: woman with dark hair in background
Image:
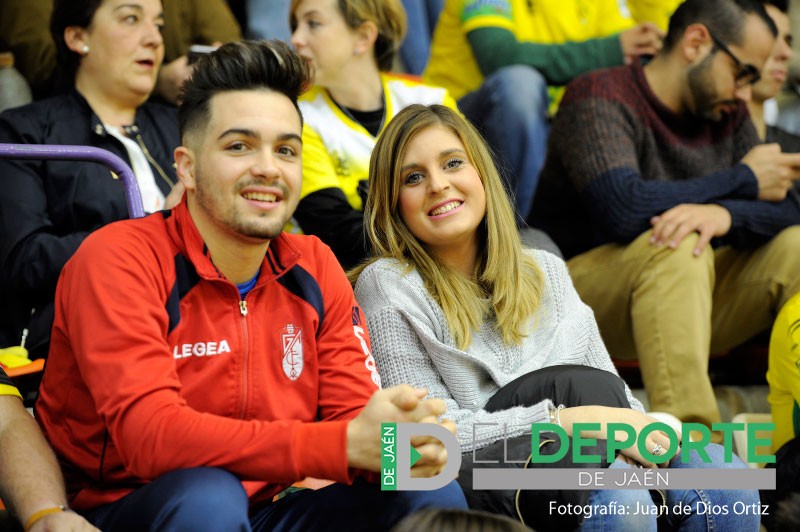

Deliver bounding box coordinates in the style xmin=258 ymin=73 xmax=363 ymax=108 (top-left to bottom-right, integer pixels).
xmin=0 ymin=0 xmax=181 ymax=359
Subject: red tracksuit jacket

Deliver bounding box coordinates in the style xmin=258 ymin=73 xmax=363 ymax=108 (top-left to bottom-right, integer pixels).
xmin=36 ymin=201 xmax=381 ymax=510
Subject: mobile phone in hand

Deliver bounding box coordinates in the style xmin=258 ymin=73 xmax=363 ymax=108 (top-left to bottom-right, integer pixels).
xmin=187 ymin=44 xmax=218 ymax=65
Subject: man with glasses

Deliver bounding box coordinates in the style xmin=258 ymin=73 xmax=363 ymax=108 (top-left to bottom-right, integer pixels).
xmin=529 ymin=0 xmax=800 ymax=432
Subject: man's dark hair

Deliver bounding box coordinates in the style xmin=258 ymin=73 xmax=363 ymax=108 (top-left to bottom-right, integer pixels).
xmin=50 ymin=0 xmax=104 ymax=90
xmin=663 ymin=0 xmax=778 ymax=52
xmin=179 ymin=40 xmax=311 ymax=143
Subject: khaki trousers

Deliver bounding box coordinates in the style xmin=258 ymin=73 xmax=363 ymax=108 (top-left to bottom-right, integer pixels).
xmin=567 ymin=226 xmax=800 ymax=427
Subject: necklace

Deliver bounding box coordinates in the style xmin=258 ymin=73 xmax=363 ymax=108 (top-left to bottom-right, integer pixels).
xmin=329 ymin=91 xmax=386 ymax=137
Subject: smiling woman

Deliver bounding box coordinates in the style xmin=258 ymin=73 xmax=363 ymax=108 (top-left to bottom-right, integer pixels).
xmin=396 ymin=125 xmax=487 ymax=277
xmin=352 ymin=104 xmax=760 ymax=531
xmin=0 ymin=0 xmax=181 ymax=359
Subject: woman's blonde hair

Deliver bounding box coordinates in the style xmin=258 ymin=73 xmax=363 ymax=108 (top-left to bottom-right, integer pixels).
xmin=289 ymin=0 xmax=407 ymax=71
xmin=354 ymin=104 xmax=544 ymax=350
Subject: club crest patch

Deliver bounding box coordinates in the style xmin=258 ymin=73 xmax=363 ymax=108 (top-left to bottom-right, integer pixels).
xmin=282 ymin=324 xmax=304 ymax=381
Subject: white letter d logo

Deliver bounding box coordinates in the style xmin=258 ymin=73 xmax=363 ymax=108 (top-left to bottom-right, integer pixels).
xmin=396 ymin=423 xmax=462 ymax=491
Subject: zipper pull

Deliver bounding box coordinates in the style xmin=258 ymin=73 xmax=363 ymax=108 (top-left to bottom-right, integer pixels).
xmin=239 ymin=300 xmax=248 ymax=316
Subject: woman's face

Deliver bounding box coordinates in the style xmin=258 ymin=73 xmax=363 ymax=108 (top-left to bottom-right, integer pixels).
xmin=73 ymin=0 xmax=165 ymax=103
xmin=291 ymin=0 xmax=363 ymax=86
xmin=398 ymin=125 xmax=486 ymax=262
xmin=752 ymin=4 xmax=793 ymax=102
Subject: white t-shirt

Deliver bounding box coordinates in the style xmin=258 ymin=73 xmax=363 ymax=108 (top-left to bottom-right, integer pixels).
xmin=105 ymin=125 xmax=166 ymax=213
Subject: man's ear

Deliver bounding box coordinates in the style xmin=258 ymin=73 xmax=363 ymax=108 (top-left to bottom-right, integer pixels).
xmin=681 ymin=23 xmax=714 ymax=64
xmin=354 ymin=20 xmax=379 ymax=56
xmin=174 ymin=146 xmax=197 ymax=192
xmin=63 ymin=26 xmax=89 ymax=55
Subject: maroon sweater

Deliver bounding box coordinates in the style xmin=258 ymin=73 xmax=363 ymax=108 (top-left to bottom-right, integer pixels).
xmin=529 ymin=61 xmax=800 ymax=259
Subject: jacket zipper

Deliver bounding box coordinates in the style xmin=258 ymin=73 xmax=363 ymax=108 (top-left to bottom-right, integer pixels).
xmin=134 ymin=133 xmax=175 ymax=190
xmin=238 ymin=297 xmax=249 ymax=419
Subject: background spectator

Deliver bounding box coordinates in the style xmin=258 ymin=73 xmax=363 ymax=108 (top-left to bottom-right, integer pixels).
xmin=0 ymin=0 xmax=241 ymax=103
xmin=289 ymin=0 xmax=458 ymax=268
xmin=768 ymin=293 xmax=800 ymax=451
xmin=530 ymin=0 xmax=800 ymax=429
xmin=0 ymin=366 xmax=99 ymax=532
xmin=748 ymin=0 xmax=800 ymax=165
xmin=0 ymin=0 xmax=181 ymax=357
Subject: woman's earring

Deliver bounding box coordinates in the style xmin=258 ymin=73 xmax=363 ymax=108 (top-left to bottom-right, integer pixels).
xmin=81 ymin=44 xmax=90 ymax=56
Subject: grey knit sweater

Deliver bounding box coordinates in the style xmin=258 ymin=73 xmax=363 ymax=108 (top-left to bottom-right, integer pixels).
xmin=354 ymin=250 xmax=643 ymax=452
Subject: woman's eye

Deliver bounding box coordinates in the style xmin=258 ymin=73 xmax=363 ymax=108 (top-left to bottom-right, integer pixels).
xmin=445 ymin=158 xmax=463 ymax=170
xmin=403 ymin=172 xmax=423 ymax=185
xmin=277 ymin=146 xmax=296 ymax=156
xmin=226 ymin=142 xmax=247 ymax=152
xmin=123 ymin=14 xmax=139 ymax=24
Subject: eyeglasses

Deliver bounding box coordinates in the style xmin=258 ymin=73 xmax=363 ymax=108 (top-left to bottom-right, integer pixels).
xmin=708 ymin=31 xmax=761 ymax=88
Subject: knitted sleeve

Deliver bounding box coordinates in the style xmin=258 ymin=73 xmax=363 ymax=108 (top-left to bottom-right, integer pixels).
xmin=552 ymin=80 xmax=758 ymax=243
xmin=706 ymin=104 xmax=800 ymax=246
xmin=355 ymin=262 xmax=553 ymax=452
xmin=714 ymin=196 xmax=800 ymax=248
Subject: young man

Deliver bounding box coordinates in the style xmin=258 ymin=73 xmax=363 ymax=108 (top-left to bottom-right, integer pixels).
xmin=0 ymin=366 xmax=99 ymax=532
xmin=34 ymin=40 xmax=466 ymax=530
xmin=530 ymin=0 xmax=800 ymax=429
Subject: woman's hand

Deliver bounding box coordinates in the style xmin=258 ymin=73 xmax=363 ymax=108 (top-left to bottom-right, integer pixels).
xmin=558 ymin=406 xmax=680 ymax=468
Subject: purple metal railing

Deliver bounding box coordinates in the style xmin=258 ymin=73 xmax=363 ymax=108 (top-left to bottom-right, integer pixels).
xmin=0 ymin=143 xmax=145 ymax=218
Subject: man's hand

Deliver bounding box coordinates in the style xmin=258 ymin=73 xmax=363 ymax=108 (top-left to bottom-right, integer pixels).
xmin=408 ymin=417 xmax=457 ymax=478
xmin=346 ymin=385 xmax=452 ymax=475
xmin=650 ymin=204 xmax=732 ymax=256
xmin=741 ymin=143 xmax=800 ymax=201
xmin=155 ymin=56 xmax=193 ymax=105
xmin=620 ymin=23 xmax=664 ymax=64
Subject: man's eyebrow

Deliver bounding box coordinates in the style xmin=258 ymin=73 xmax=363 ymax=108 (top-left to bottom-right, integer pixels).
xmin=217 ymin=128 xmax=258 ymax=141
xmin=216 ymin=129 xmax=302 ymax=145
